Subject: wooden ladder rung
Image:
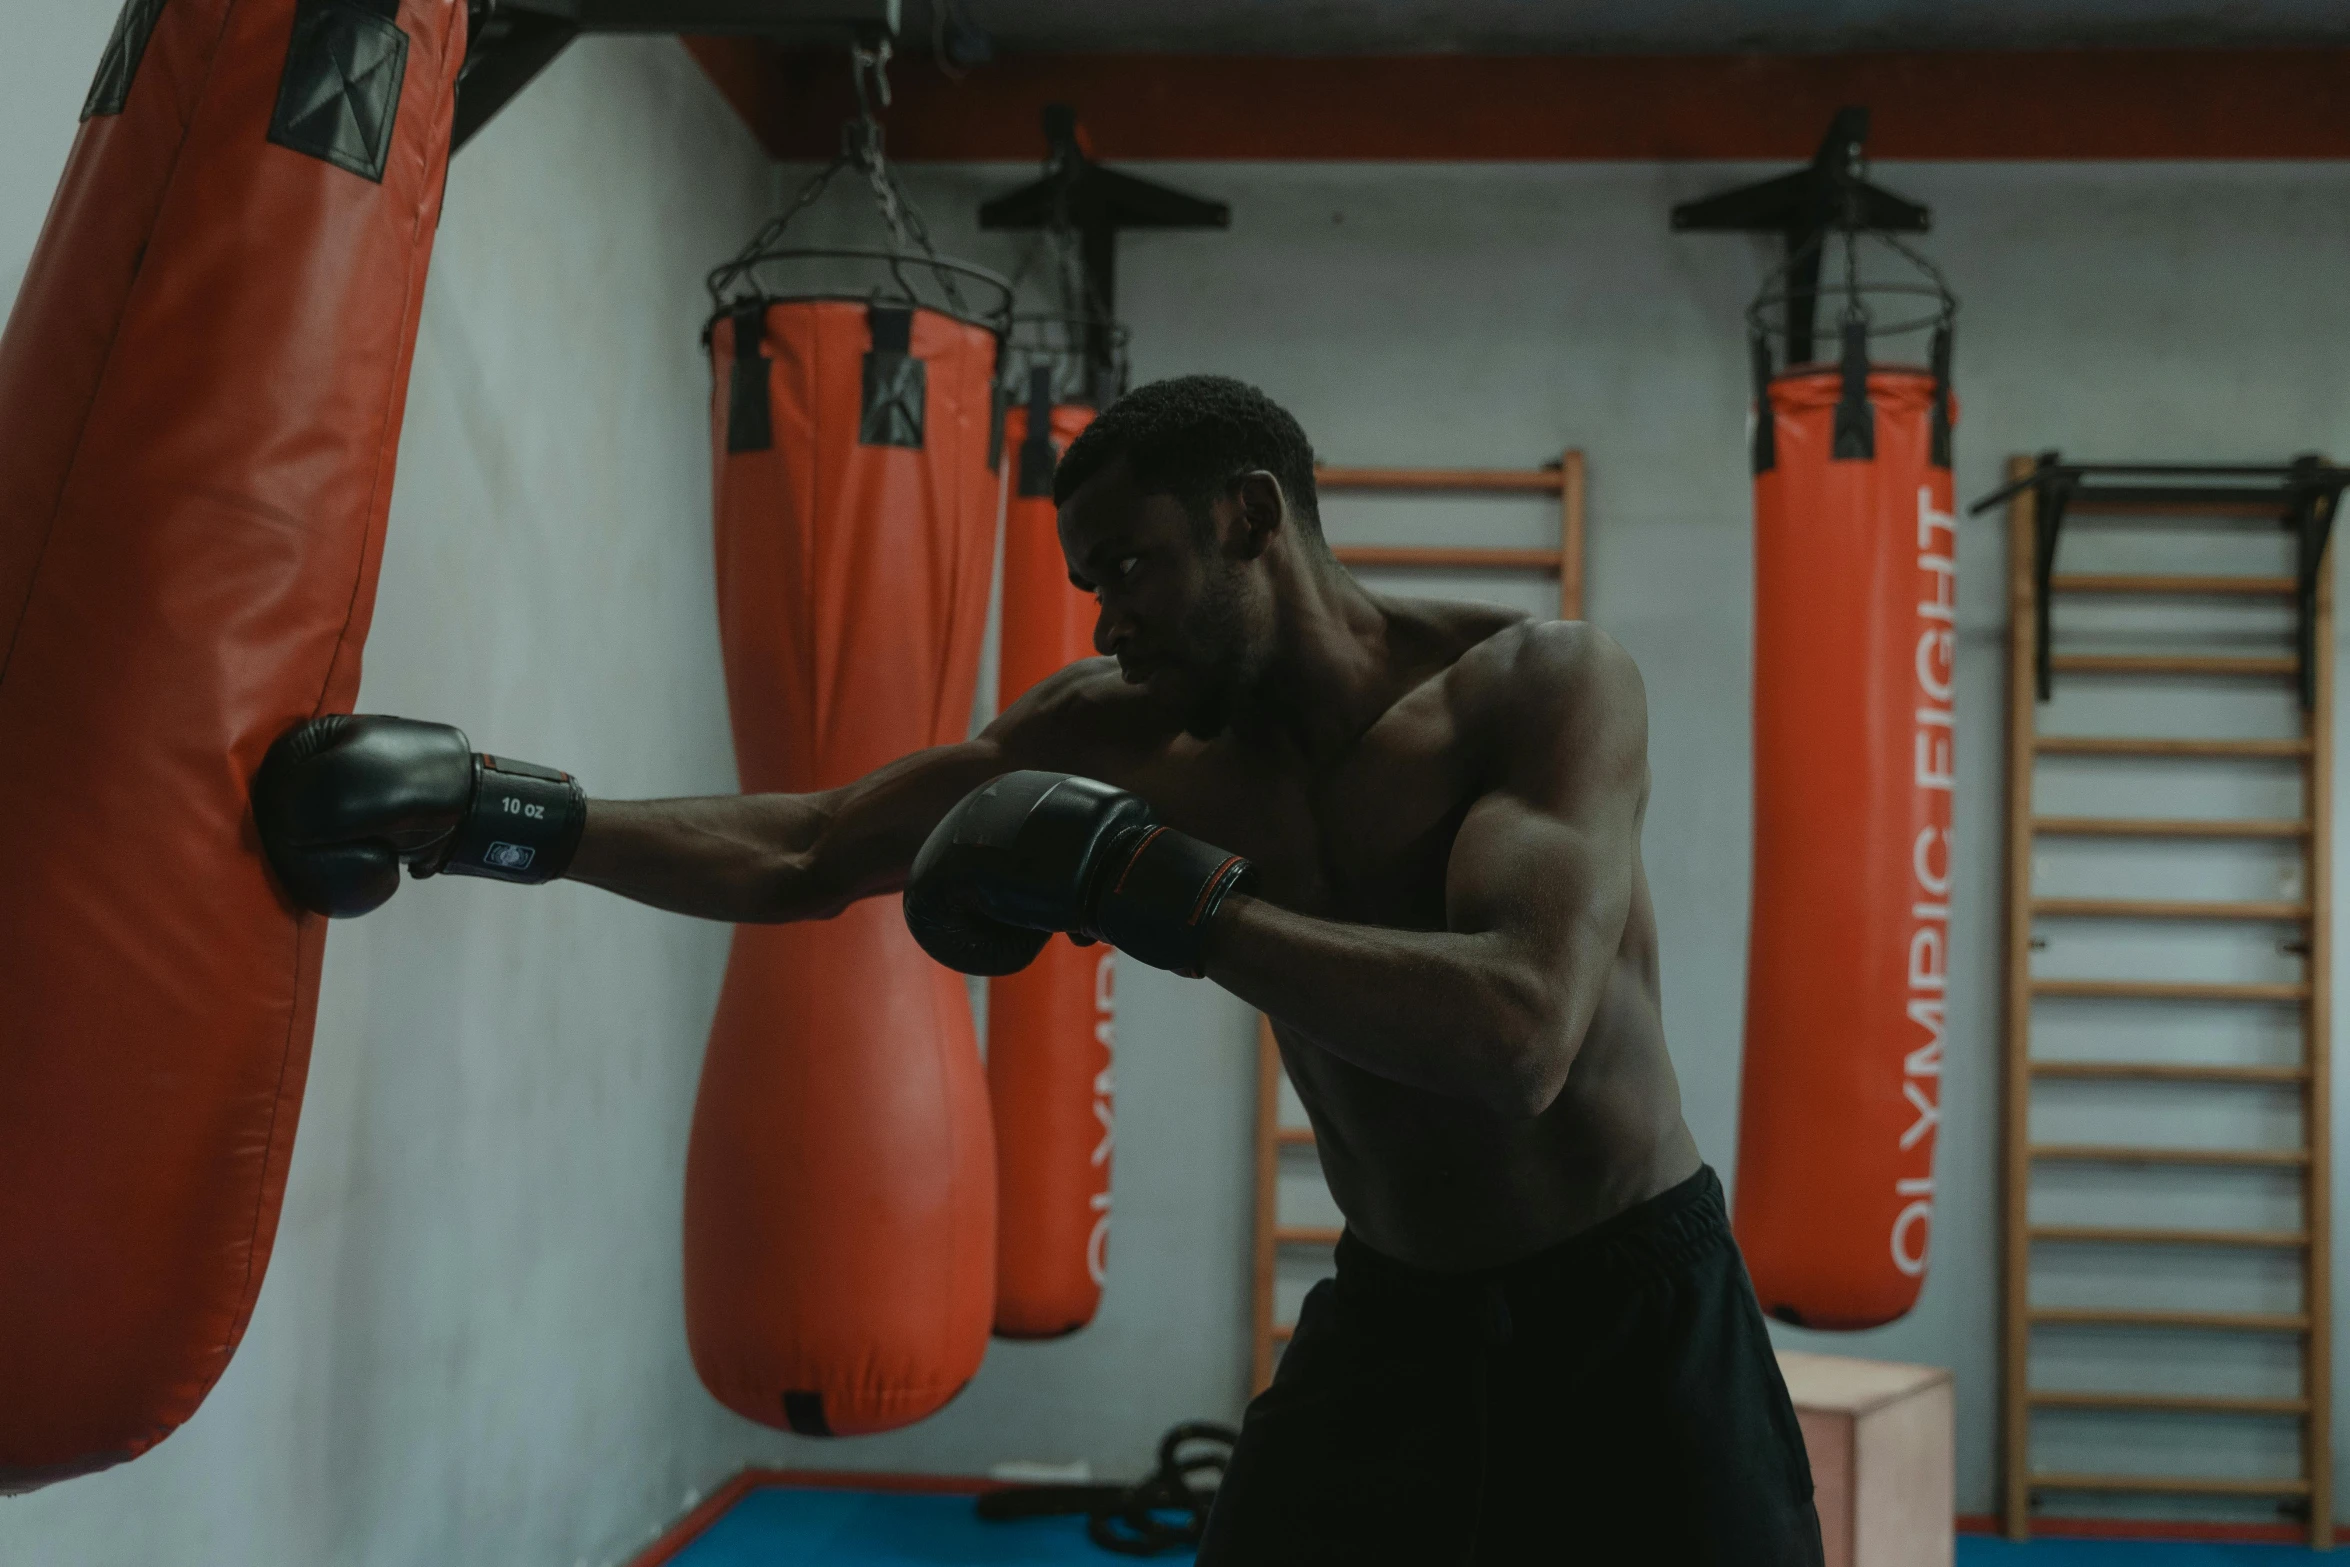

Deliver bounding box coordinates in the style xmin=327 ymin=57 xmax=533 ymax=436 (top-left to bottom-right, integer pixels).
xmin=2029 ymin=1471 xmax=2313 ymax=1497
xmin=2035 ymin=735 xmax=2310 ymax=759
xmin=2032 ymin=815 xmax=2308 ymax=838
xmin=1276 ymin=1127 xmax=1318 ymax=1148
xmin=1316 ymin=465 xmax=1564 ymax=494
xmin=2031 ymin=979 xmax=2311 ymax=1003
xmin=2050 ymin=653 xmax=2298 ymax=677
xmin=1269 ymin=1322 xmax=1294 ymax=1345
xmin=2050 ymin=573 xmax=2297 ymax=597
xmin=2030 ymin=1390 xmax=2310 ymax=1416
xmin=2030 ymin=1144 xmax=2310 ymax=1168
xmin=2030 ymin=1225 xmax=2310 ymax=1250
xmin=1333 ymin=545 xmax=1562 ymax=572
xmin=2032 ymin=897 xmax=2310 ymax=921
xmin=2030 ymin=1307 xmax=2310 ymax=1333
xmin=2029 ymin=1060 xmax=2309 ymax=1085
xmin=1273 ymin=1225 xmax=1343 ymax=1248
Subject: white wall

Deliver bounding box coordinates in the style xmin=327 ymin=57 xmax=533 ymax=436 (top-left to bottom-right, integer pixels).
xmin=749 ymin=157 xmax=2350 ymax=1528
xmin=0 ymin=15 xmax=783 ymax=1567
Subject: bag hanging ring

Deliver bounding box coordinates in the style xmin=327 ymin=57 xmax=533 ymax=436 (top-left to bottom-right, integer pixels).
xmin=1001 ymin=311 xmax=1132 ymax=405
xmin=704 ymin=41 xmax=1014 ymax=341
xmin=1745 ymin=226 xmax=1956 ymax=375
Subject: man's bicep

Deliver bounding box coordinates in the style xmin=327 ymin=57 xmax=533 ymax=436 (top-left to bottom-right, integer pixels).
xmin=1444 ymin=628 xmax=1649 ymax=952
xmin=1444 ymin=787 xmax=1635 ymax=956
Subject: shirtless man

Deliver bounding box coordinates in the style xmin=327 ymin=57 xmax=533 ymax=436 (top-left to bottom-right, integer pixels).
xmin=254 ymin=376 xmax=1822 ymax=1564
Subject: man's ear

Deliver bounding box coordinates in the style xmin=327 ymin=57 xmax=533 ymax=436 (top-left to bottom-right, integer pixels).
xmin=1225 ymin=471 xmax=1285 ymax=561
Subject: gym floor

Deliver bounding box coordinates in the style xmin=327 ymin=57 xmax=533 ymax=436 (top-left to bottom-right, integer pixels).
xmin=639 ymin=1481 xmax=2344 ymax=1565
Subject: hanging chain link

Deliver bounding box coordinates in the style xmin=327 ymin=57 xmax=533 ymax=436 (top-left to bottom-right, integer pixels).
xmin=706 ymin=37 xmax=988 ymax=326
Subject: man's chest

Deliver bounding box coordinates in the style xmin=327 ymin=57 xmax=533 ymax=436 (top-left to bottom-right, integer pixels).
xmin=1101 ymin=701 xmax=1485 ymax=930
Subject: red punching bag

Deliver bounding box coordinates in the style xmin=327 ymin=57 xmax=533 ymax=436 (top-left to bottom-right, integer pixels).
xmin=0 ymin=0 xmax=463 ymax=1488
xmin=1734 ymin=325 xmax=1957 ymax=1331
xmin=688 ymin=297 xmax=1002 ymax=1434
xmin=989 ymin=373 xmax=1113 ymax=1339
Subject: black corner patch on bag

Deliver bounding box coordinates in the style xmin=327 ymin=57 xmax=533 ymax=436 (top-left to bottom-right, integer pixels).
xmin=1830 ymin=317 xmax=1875 ymax=462
xmin=860 ymin=307 xmax=925 ymax=449
xmin=1017 ymin=365 xmax=1058 ymax=497
xmin=268 ymin=0 xmax=408 ymax=183
xmin=82 ymin=0 xmax=167 ymax=121
xmin=1928 ymin=323 xmax=1955 ymax=471
xmin=1748 ymin=332 xmax=1777 ymax=476
xmin=726 ymin=307 xmax=773 ymax=454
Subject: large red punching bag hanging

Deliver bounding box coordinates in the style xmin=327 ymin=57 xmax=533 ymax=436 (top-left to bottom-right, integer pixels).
xmin=1734 ymin=304 xmax=1958 ymax=1332
xmin=686 ymin=146 xmax=1013 ymax=1433
xmin=989 ymin=368 xmax=1111 ymax=1339
xmin=0 ymin=0 xmax=464 ymax=1488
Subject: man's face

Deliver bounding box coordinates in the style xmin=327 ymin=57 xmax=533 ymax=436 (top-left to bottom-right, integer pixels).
xmin=1059 ymin=458 xmax=1261 ymax=738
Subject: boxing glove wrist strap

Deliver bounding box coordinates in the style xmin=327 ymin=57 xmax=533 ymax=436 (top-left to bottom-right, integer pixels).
xmin=1090 ymin=825 xmax=1257 ymax=979
xmin=436 ymin=754 xmax=587 ymax=885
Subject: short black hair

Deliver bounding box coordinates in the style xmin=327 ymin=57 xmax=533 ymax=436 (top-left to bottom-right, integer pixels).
xmin=1053 ymin=374 xmax=1320 ymax=534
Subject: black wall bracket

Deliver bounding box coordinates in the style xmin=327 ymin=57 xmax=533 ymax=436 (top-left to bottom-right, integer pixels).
xmin=1671 ymin=106 xmax=1931 ymax=366
xmin=1969 ymin=457 xmax=2347 ymax=709
xmin=453 ymin=0 xmax=900 ymax=151
xmin=979 ymin=106 xmax=1229 ymax=407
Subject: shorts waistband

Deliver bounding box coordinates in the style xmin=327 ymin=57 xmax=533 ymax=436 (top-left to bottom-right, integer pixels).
xmin=1332 ymin=1164 xmax=1729 ymax=1304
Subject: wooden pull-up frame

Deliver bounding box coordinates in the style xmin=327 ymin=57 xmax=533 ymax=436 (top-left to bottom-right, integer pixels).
xmin=1318 ymin=453 xmax=1587 ymax=621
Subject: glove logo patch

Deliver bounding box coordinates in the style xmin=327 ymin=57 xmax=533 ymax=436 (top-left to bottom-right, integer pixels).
xmin=483 ymin=842 xmax=536 ymax=872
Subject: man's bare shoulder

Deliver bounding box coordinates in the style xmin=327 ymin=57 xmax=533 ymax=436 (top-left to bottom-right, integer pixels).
xmin=1444 ymin=621 xmax=1648 ymax=783
xmin=1446 ymin=619 xmax=1641 ymax=710
xmin=985 ymin=656 xmax=1177 ymax=768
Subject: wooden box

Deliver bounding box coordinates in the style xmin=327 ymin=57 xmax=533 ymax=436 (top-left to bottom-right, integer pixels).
xmin=1777 ymin=1351 xmax=1954 ymax=1567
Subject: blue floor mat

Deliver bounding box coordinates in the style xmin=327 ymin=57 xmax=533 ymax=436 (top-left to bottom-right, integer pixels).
xmin=668 ymin=1488 xmax=2335 ymax=1566
xmin=666 ymin=1486 xmax=1195 ymax=1565
xmin=1959 ymin=1538 xmax=2329 ymax=1564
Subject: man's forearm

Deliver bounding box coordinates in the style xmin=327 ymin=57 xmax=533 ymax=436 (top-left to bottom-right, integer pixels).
xmin=1203 ymin=895 xmax=1579 ymax=1117
xmin=565 ymin=794 xmax=843 ymax=923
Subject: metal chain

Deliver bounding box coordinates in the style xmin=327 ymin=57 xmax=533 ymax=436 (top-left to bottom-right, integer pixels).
xmin=707 ymin=36 xmax=988 ymax=325
xmin=1840 ymin=227 xmax=1869 ymax=329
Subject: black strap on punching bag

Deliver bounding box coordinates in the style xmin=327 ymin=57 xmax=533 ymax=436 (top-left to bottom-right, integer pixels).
xmin=1928 ymin=323 xmax=1954 ymax=470
xmin=725 ymin=306 xmax=772 ymax=454
xmin=1749 ymin=330 xmax=1777 ymax=476
xmin=1017 ymin=366 xmax=1058 ymax=498
xmin=1831 ymin=315 xmax=1875 ymax=461
xmin=82 ymin=0 xmax=165 ymax=120
xmin=269 ymin=0 xmax=409 ymax=183
xmin=860 ymin=305 xmax=925 ymax=448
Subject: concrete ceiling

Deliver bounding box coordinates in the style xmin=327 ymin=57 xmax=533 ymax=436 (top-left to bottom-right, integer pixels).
xmin=917 ymin=0 xmax=2350 ymax=54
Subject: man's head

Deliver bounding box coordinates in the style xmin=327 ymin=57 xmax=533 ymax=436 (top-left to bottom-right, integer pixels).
xmin=1053 ymin=376 xmax=1320 ymax=737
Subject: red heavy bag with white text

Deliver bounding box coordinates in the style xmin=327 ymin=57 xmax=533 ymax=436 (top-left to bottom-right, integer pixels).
xmin=990 ymin=391 xmax=1115 ymax=1339
xmin=0 ymin=0 xmax=464 ymax=1488
xmin=689 ymin=300 xmax=1000 ymax=1434
xmin=1733 ymin=356 xmax=1956 ymax=1331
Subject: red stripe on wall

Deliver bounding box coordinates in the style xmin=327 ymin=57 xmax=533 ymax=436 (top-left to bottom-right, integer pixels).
xmin=684 ymin=45 xmax=2350 ymax=163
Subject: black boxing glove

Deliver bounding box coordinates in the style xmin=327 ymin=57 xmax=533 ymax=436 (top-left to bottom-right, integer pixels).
xmin=252 ymin=714 xmax=587 ymax=918
xmin=904 ymin=770 xmax=1256 ymax=979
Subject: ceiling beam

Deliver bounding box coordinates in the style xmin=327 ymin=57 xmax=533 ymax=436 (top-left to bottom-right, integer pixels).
xmin=682 ymin=44 xmax=2350 ymax=161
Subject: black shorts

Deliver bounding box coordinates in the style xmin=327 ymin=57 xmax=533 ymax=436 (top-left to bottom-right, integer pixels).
xmin=1198 ymin=1167 xmax=1824 ymax=1566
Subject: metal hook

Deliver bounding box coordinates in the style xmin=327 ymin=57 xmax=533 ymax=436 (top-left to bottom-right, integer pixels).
xmin=850 ymin=36 xmax=893 ymax=119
